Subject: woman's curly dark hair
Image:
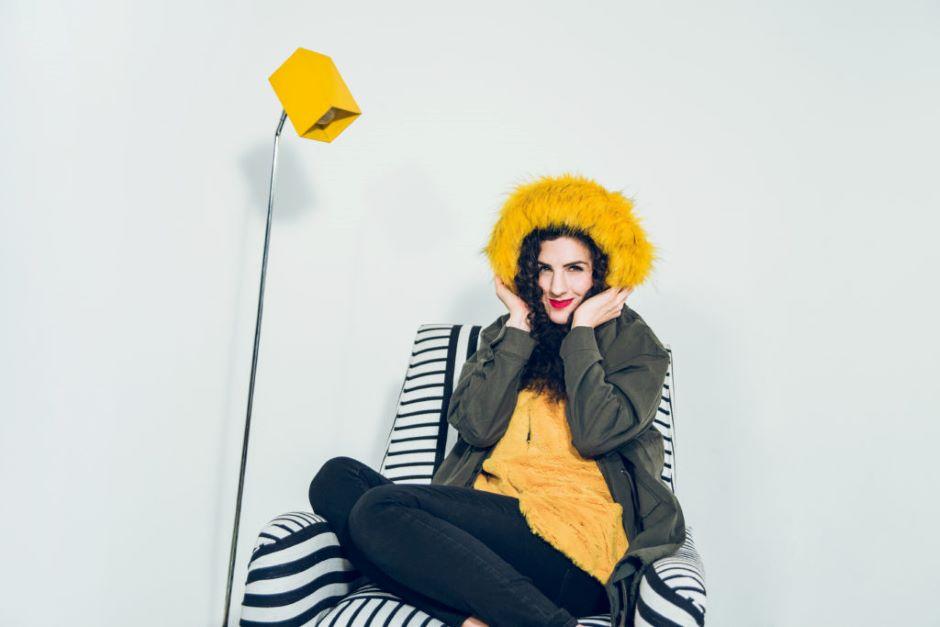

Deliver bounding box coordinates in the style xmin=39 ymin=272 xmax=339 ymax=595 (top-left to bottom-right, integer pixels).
xmin=514 ymin=224 xmax=610 ymax=404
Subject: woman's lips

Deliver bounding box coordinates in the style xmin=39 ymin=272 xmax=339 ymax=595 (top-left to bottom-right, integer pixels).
xmin=548 ymin=298 xmax=574 ymax=309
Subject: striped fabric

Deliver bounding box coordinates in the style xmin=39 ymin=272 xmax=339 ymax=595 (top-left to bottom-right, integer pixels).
xmin=654 ymin=346 xmax=678 ymax=494
xmin=636 ymin=526 xmax=706 ymax=627
xmin=240 ymin=513 xmax=361 ymax=627
xmin=239 ymin=323 xmax=706 ymax=626
xmin=306 ymin=582 xmax=451 ymax=627
xmin=378 ymin=324 xmax=466 ymax=484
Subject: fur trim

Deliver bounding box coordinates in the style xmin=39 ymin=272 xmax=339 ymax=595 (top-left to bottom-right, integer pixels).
xmin=483 ymin=173 xmax=657 ymax=288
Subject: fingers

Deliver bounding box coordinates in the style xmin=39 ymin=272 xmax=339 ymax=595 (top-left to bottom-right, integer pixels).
xmin=605 ymin=286 xmax=633 ymax=302
xmin=609 ymin=287 xmax=632 ymax=317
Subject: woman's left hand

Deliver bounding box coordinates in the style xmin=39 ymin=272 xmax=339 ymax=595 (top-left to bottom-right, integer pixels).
xmin=570 ymin=286 xmax=633 ymax=328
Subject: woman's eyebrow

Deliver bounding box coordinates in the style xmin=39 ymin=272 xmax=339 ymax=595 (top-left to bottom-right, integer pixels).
xmin=538 ymin=261 xmax=589 ymax=267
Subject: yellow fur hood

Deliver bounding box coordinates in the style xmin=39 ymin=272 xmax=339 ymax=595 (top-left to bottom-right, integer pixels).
xmin=482 ymin=173 xmax=657 ymax=288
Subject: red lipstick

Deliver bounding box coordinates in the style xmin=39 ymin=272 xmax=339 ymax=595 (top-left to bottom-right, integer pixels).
xmin=548 ymin=298 xmax=574 ymax=309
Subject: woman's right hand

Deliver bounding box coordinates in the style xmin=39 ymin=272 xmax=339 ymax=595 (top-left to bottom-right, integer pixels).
xmin=492 ymin=273 xmax=531 ymax=332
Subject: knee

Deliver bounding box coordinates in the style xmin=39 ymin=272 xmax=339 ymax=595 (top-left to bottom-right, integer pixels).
xmin=308 ymin=455 xmax=360 ymax=514
xmin=347 ymin=483 xmax=407 ymax=551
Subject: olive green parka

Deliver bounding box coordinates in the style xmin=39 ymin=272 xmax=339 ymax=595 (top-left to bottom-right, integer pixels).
xmin=431 ymin=305 xmax=687 ymax=627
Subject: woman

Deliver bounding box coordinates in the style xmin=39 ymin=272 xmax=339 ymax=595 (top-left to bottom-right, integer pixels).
xmin=309 ymin=174 xmax=685 ymax=627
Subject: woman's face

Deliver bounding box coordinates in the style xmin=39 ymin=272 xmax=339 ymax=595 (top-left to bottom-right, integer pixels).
xmin=536 ymin=236 xmax=594 ymax=325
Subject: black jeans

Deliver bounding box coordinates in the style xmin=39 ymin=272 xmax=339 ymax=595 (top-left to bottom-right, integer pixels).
xmin=308 ymin=456 xmax=609 ymax=627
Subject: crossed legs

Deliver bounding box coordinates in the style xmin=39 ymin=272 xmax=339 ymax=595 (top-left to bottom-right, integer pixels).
xmin=309 ymin=456 xmax=607 ymax=627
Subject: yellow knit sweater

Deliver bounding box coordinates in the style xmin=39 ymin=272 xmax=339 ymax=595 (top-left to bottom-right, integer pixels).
xmin=472 ymin=388 xmax=629 ymax=584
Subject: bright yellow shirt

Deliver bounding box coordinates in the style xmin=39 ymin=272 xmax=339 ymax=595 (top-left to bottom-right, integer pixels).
xmin=473 ymin=388 xmax=629 ymax=584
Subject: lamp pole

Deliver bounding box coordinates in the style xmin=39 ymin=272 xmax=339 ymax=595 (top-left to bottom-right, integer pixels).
xmin=222 ymin=109 xmax=288 ymax=627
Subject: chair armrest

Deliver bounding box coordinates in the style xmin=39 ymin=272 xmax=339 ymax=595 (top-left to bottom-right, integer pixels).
xmin=635 ymin=525 xmax=707 ymax=626
xmin=240 ymin=511 xmax=361 ymax=626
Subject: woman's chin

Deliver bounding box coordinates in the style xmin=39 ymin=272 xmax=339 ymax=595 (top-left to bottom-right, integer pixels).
xmin=547 ymin=309 xmax=573 ymax=325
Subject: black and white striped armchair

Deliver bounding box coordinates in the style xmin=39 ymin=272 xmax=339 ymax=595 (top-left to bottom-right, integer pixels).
xmin=239 ymin=323 xmax=707 ymax=626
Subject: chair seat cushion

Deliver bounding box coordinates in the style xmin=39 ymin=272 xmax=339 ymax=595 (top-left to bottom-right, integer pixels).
xmin=317 ymin=581 xmax=616 ymax=626
xmin=315 ymin=582 xmax=451 ymax=626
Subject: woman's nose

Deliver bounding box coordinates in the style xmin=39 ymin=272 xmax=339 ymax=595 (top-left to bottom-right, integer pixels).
xmin=551 ymin=274 xmax=568 ymax=295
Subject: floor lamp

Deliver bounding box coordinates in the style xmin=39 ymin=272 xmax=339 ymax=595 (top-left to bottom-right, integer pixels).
xmin=222 ymin=47 xmax=361 ymax=627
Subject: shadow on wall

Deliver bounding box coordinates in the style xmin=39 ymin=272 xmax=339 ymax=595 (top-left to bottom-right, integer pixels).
xmin=360 ymin=166 xmax=455 ymax=246
xmin=447 ymin=281 xmax=501 ymax=329
xmin=350 ymin=164 xmax=488 ymax=469
xmin=239 ymin=136 xmax=318 ymax=223
xmin=652 ymin=288 xmax=756 ymax=613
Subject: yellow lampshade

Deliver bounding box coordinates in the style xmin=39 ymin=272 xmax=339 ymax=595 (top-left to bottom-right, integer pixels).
xmin=268 ymin=47 xmax=361 ymax=142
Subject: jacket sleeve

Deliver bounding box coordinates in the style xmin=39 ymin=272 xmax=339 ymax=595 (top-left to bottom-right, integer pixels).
xmin=559 ymin=314 xmax=670 ymax=459
xmin=446 ymin=315 xmax=537 ymax=447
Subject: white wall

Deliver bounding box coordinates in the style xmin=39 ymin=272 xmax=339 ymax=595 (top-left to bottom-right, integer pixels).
xmin=2 ymin=1 xmax=937 ymax=625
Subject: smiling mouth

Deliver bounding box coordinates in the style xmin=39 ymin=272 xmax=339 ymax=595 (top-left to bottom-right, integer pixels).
xmin=548 ymin=298 xmax=574 ymax=309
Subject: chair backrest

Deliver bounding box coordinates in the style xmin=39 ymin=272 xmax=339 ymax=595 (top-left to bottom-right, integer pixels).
xmin=378 ymin=323 xmax=679 ymax=493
